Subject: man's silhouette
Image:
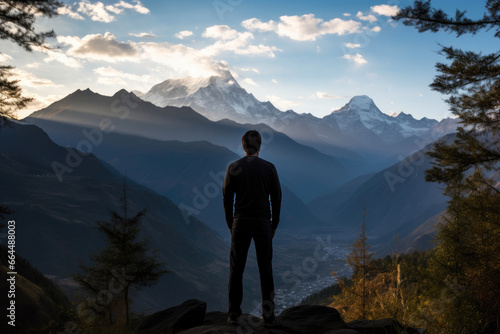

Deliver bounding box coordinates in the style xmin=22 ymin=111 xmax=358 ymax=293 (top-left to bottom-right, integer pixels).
xmin=223 ymin=129 xmax=282 ymax=326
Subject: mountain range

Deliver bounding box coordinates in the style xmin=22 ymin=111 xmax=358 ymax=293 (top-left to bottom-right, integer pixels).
xmin=2 ymin=70 xmax=462 ymax=314
xmin=140 ymin=70 xmax=459 ymax=174
xmin=25 ymin=88 xmax=348 ymax=203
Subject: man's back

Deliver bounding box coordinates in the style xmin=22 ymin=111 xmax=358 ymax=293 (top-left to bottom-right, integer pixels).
xmin=223 ymin=156 xmax=281 ymax=229
xmin=224 ymin=130 xmax=281 ymax=326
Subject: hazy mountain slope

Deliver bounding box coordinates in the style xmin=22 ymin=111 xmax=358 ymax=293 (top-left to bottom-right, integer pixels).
xmin=308 ymin=172 xmax=376 ymax=223
xmin=0 ymin=120 xmax=231 ymax=311
xmin=63 ymin=129 xmax=323 ymax=236
xmin=375 ymin=212 xmax=442 ymax=255
xmin=308 ymin=143 xmax=448 ymax=238
xmin=26 ymin=89 xmax=349 ymax=202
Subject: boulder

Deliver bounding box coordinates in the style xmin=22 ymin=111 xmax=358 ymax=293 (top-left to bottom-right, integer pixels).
xmin=137 ymin=299 xmax=207 ymax=333
xmin=178 ymin=313 xmax=291 ymax=334
xmin=277 ymin=304 xmax=347 ymax=333
xmin=138 ymin=300 xmax=419 ymax=334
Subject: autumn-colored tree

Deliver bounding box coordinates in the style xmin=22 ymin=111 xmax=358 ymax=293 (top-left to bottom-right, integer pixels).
xmin=333 ymin=206 xmax=376 ymax=321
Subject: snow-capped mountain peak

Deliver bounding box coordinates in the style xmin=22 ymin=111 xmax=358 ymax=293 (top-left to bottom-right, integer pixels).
xmin=329 ymin=95 xmax=387 ymax=129
xmin=140 ymin=72 xmax=456 ymax=149
xmin=141 ymin=70 xmax=282 ymax=124
xmin=326 ymin=95 xmax=443 ymax=142
xmin=146 ymin=70 xmax=238 ymax=101
xmin=345 ymin=95 xmax=376 ymax=112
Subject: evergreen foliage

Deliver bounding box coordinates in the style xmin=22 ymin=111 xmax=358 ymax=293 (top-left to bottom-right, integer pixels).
xmin=73 ymin=180 xmax=169 ymax=328
xmin=394 ymin=1 xmax=500 ymax=332
xmin=0 ymin=0 xmax=61 ymax=120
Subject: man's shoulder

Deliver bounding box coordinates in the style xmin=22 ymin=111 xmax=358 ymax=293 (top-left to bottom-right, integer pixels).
xmin=228 ymin=156 xmax=277 ymax=169
xmin=257 ymin=157 xmax=276 ymax=169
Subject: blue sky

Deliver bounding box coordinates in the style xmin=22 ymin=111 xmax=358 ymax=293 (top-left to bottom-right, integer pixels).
xmin=2 ymin=0 xmax=495 ymax=120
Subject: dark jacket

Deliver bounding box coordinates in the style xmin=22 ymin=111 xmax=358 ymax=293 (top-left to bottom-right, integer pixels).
xmin=222 ymin=156 xmax=282 ymax=230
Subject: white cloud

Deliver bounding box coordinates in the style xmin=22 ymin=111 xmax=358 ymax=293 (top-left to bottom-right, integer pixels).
xmin=272 ymin=79 xmax=278 ymax=84
xmin=345 ymin=42 xmax=361 ymax=48
xmin=57 ymin=5 xmax=85 ymax=20
xmin=58 ymin=32 xmax=140 ymax=61
xmin=115 ymin=0 xmax=150 ymax=14
xmin=371 ymin=26 xmax=382 ymax=32
xmin=0 ymin=53 xmax=13 ymax=62
xmin=242 ymin=14 xmax=361 ymax=41
xmin=232 ymin=44 xmax=280 ymax=57
xmin=243 ymin=78 xmax=258 ymax=86
xmin=356 ymin=11 xmax=377 ymax=23
xmin=77 ymin=1 xmax=115 ymax=22
xmin=316 ymin=92 xmax=342 ymax=99
xmin=105 ymin=4 xmax=123 ymax=14
xmin=130 ymin=32 xmax=157 ymax=38
xmin=371 ymin=5 xmax=400 ymax=17
xmin=42 ymin=48 xmax=82 ymax=68
xmin=74 ymin=0 xmax=150 ymax=23
xmin=47 ymin=23 xmax=280 ymax=83
xmin=241 ymin=18 xmax=277 ymax=32
xmin=203 ymin=25 xmax=239 ymax=40
xmin=11 ymin=68 xmax=57 ymax=88
xmin=343 ymin=13 xmax=351 ymax=17
xmin=239 ymin=67 xmax=260 ymax=73
xmin=342 ymin=53 xmax=367 ymax=64
xmin=201 ymin=28 xmax=280 ymax=58
xmin=94 ymin=66 xmax=153 ymax=87
xmin=139 ymin=41 xmax=227 ymax=78
xmin=175 ymin=30 xmax=194 ymax=39
xmin=266 ymin=95 xmax=300 ymax=111
xmin=26 ymin=63 xmax=41 ymax=68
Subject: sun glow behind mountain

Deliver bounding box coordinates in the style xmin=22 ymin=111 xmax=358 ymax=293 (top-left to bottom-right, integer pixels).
xmin=6 ymin=0 xmax=494 ymax=121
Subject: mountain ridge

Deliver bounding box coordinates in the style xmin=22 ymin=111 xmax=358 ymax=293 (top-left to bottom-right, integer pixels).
xmin=26 ymin=88 xmax=349 ymax=202
xmin=140 ymin=71 xmax=458 ymax=175
xmin=0 ymin=119 xmax=232 ymax=311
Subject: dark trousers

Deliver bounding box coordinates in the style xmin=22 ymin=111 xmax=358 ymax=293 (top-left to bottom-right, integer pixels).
xmin=228 ymin=217 xmax=275 ymax=320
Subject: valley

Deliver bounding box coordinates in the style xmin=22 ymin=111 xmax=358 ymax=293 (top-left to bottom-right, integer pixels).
xmin=1 ymin=70 xmax=459 ymax=314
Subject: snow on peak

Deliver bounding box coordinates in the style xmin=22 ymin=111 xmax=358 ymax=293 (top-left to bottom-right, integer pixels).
xmin=347 ymin=95 xmax=375 ymax=111
xmin=144 ymin=70 xmax=239 ymax=101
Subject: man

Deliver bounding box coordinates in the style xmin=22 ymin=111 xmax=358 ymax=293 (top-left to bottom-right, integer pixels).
xmin=223 ymin=129 xmax=282 ymax=327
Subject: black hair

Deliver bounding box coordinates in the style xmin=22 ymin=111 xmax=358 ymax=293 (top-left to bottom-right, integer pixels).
xmin=241 ymin=130 xmax=261 ymax=155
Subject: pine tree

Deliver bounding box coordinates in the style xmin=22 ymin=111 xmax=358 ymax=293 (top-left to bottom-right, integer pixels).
xmin=393 ymin=1 xmax=500 ymax=185
xmin=394 ymin=2 xmax=500 ymax=331
xmin=334 ymin=205 xmax=376 ymax=321
xmin=73 ymin=180 xmax=169 ymax=327
xmin=0 ymin=0 xmax=61 ymax=121
xmin=0 ymin=66 xmax=32 ymax=120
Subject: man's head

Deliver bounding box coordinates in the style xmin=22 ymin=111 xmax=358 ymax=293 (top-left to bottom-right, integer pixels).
xmin=242 ymin=130 xmax=261 ymax=156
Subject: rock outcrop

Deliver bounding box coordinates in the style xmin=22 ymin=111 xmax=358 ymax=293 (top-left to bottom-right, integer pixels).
xmin=137 ymin=299 xmax=207 ymax=333
xmin=137 ymin=299 xmax=421 ymax=334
